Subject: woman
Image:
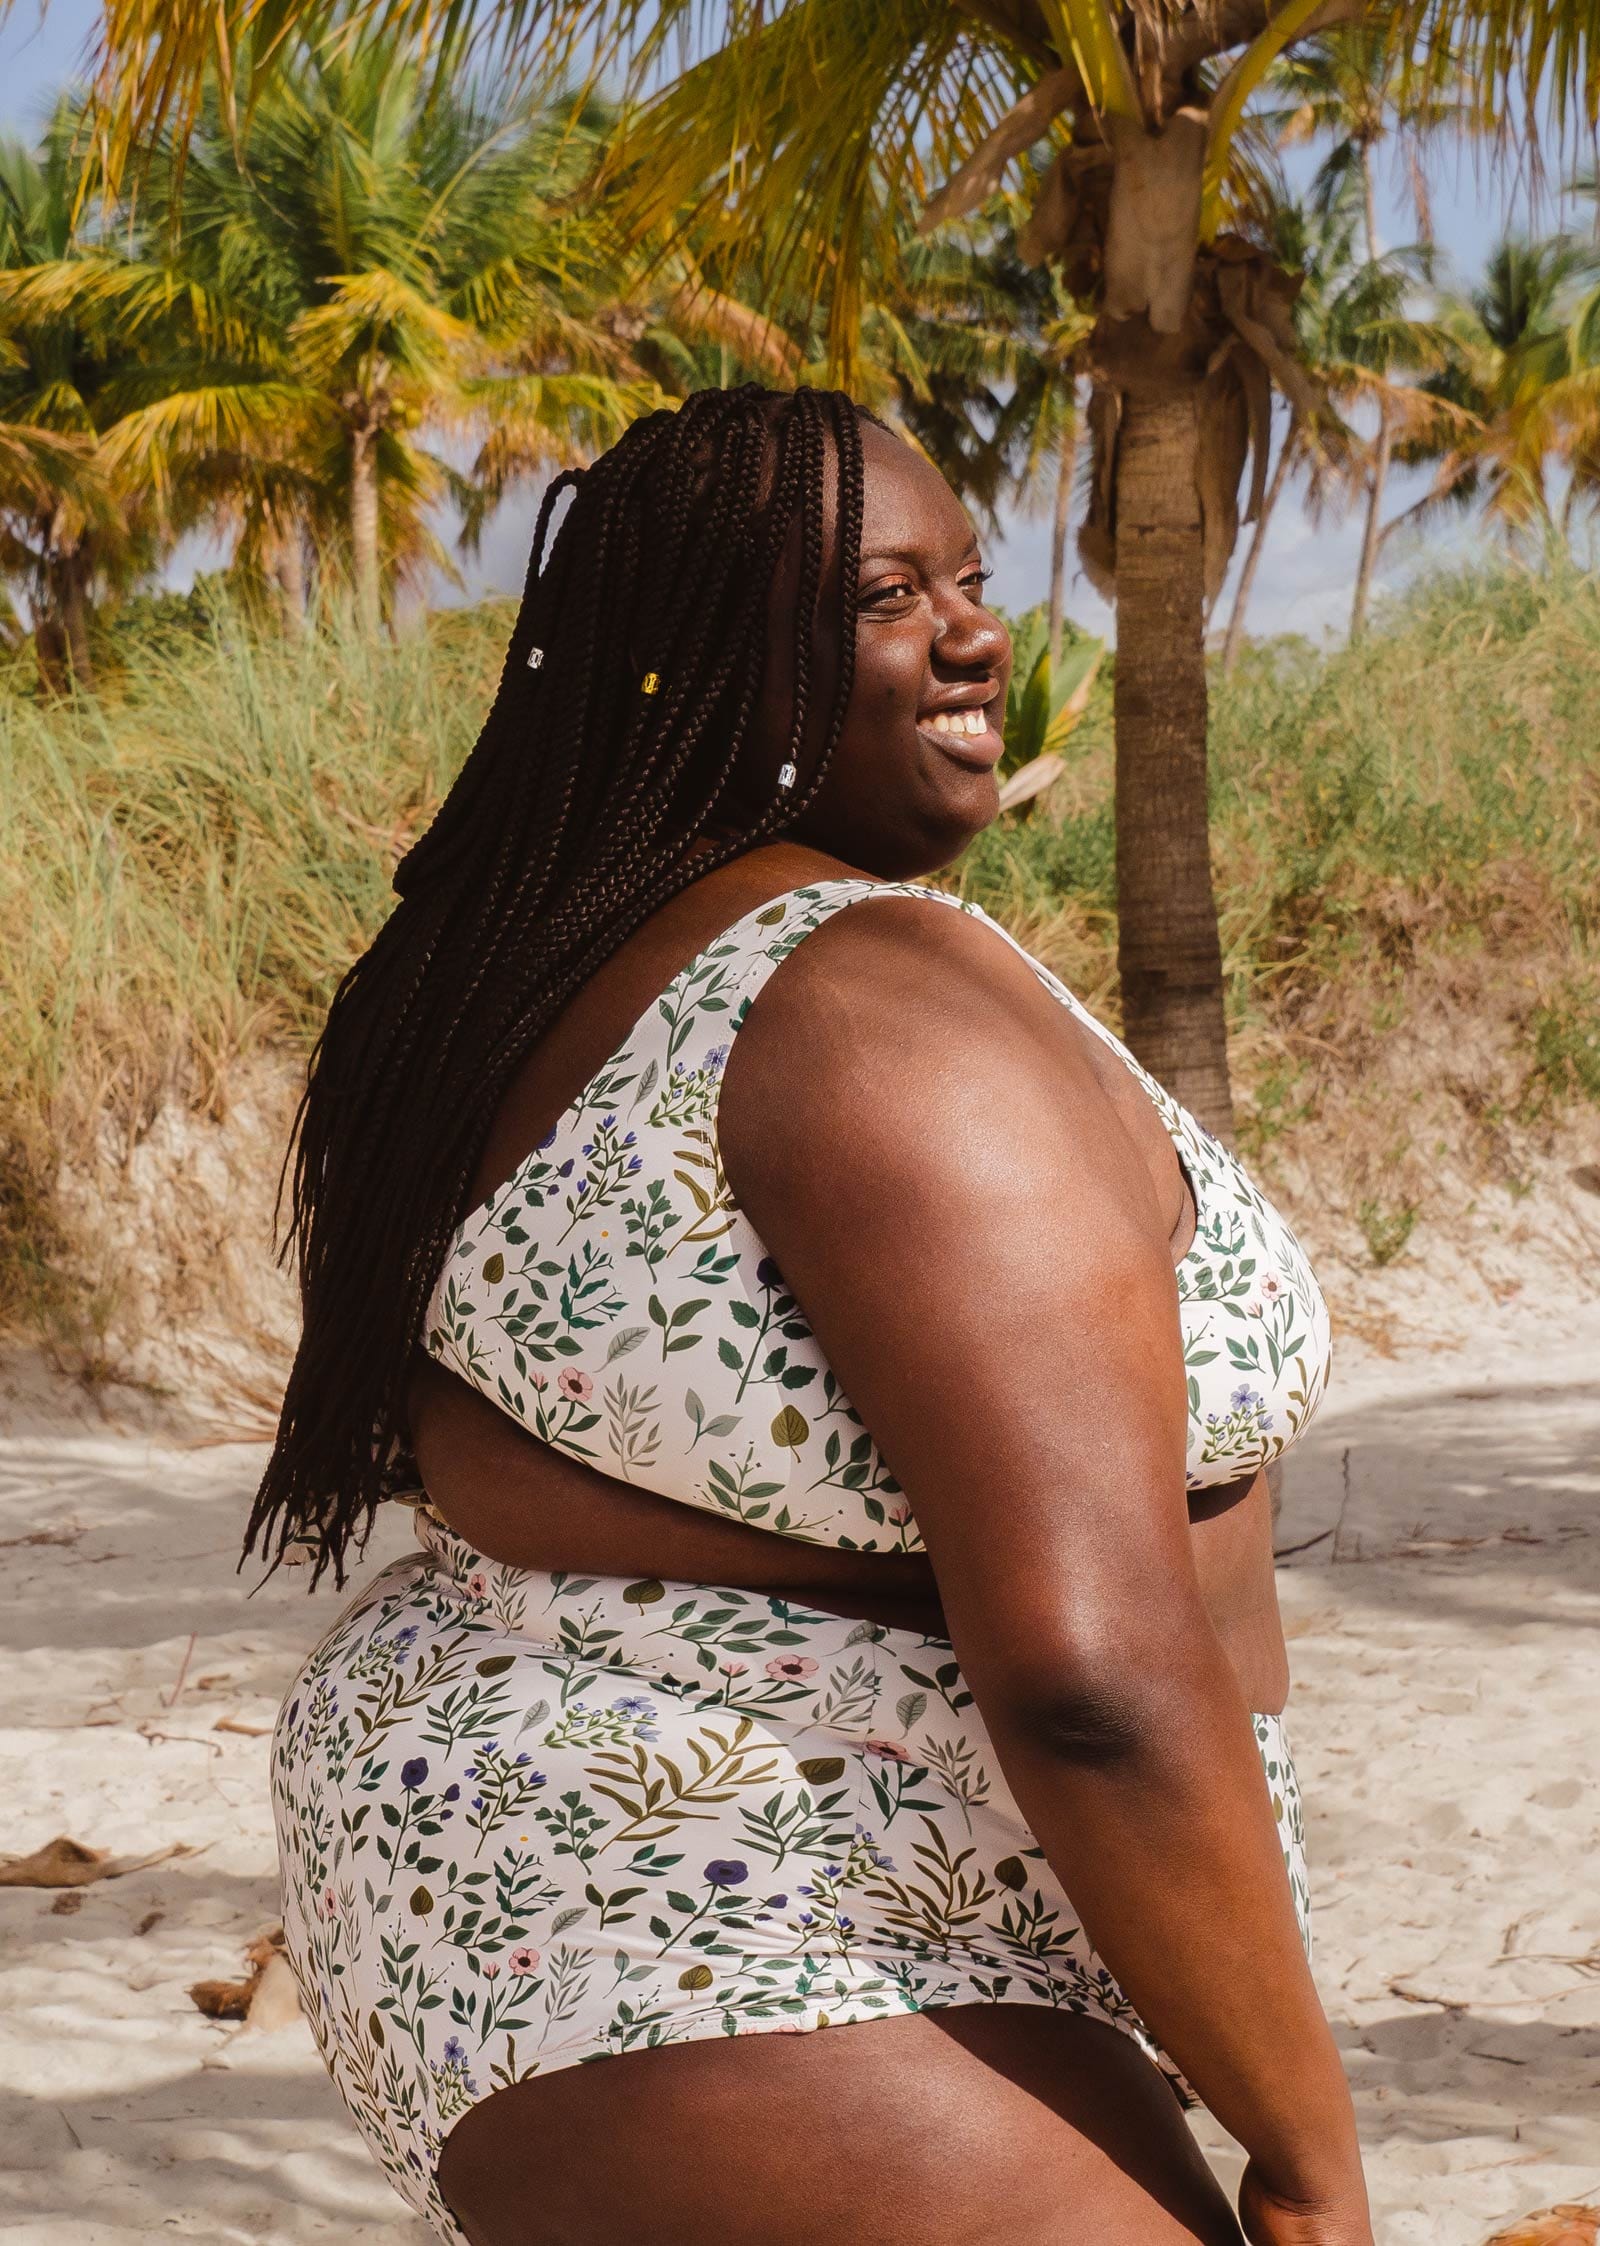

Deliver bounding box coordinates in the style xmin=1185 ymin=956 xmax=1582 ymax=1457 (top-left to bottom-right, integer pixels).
xmin=255 ymin=386 xmax=1369 ymax=2246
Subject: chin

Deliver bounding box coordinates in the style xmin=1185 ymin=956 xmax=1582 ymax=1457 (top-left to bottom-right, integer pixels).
xmin=875 ymin=803 xmax=996 ymax=880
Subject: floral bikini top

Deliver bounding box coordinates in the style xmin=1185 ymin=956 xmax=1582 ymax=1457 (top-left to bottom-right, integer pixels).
xmin=424 ymin=879 xmax=1334 ymax=1552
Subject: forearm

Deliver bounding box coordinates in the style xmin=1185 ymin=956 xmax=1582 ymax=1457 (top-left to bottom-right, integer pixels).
xmin=983 ymin=1633 xmax=1365 ymax=2211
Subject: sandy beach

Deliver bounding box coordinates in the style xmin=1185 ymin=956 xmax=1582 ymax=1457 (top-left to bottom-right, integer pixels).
xmin=2 ymin=1294 xmax=1596 ymax=2244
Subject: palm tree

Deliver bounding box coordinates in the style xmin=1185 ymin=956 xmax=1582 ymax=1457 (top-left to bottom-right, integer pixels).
xmin=1393 ymin=233 xmax=1600 ymax=544
xmin=161 ymin=46 xmax=645 ymax=630
xmin=1270 ymin=27 xmax=1484 ymax=635
xmin=0 ymin=107 xmax=156 ymax=688
xmin=1219 ymin=192 xmax=1354 ymax=672
xmin=985 ymin=243 xmax=1096 ymax=673
xmin=1221 ymin=170 xmax=1461 ymax=663
xmin=60 ymin=0 xmax=1600 ymax=1132
xmin=15 ymin=51 xmax=655 ymax=635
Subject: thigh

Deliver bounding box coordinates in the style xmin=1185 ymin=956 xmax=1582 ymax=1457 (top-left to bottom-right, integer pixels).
xmin=437 ymin=2004 xmax=1243 ymax=2246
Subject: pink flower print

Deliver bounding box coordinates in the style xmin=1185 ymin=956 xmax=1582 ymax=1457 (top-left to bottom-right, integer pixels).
xmin=1244 ymin=1297 xmax=1264 ymax=1319
xmin=887 ymin=1502 xmax=913 ymax=1527
xmin=764 ymin=1654 xmax=819 ymax=1682
xmin=321 ymin=1886 xmax=339 ymax=1919
xmin=1259 ymin=1272 xmax=1284 ymax=1300
xmin=530 ymin=1372 xmax=548 ymax=1393
xmin=481 ymin=1962 xmax=499 ymax=1981
xmin=467 ymin=1571 xmax=489 ymax=1598
xmin=863 ymin=1738 xmax=912 ymax=1763
xmin=508 ymin=1947 xmax=540 ymax=1977
xmin=720 ymin=1660 xmax=749 ymax=1678
xmin=557 ymin=1369 xmax=593 ymax=1404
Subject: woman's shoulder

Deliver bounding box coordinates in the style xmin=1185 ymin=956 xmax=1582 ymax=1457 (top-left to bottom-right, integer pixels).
xmin=717 ymin=878 xmax=1114 ymax=1200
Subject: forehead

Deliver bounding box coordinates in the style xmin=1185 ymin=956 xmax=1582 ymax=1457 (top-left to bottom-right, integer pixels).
xmin=857 ymin=419 xmax=974 ymax=558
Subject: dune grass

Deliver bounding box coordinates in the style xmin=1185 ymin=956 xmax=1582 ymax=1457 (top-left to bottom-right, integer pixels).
xmin=957 ymin=558 xmax=1600 ymax=1180
xmin=2 ymin=559 xmax=1596 ymax=1336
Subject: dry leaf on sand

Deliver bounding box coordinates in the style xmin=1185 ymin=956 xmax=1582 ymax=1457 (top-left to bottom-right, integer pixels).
xmin=0 ymin=1835 xmax=190 ymax=1888
xmin=189 ymin=1926 xmax=302 ymax=2031
xmin=1484 ymin=2208 xmax=1600 ymax=2246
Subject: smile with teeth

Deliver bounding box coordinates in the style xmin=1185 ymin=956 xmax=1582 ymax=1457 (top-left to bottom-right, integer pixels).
xmin=920 ymin=708 xmax=992 ymax=737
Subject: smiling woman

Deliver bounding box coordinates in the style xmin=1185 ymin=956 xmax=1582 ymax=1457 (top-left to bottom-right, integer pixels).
xmin=257 ymin=386 xmax=1367 ymax=2246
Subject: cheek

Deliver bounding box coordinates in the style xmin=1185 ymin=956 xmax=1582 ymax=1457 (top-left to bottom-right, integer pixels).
xmin=852 ymin=635 xmax=925 ymax=715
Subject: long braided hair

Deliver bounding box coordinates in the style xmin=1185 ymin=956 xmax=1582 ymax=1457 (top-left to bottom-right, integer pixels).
xmin=245 ymin=385 xmax=870 ymax=1587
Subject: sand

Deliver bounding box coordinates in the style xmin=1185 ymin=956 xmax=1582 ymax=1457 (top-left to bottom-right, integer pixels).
xmin=2 ymin=1296 xmax=1596 ymax=2244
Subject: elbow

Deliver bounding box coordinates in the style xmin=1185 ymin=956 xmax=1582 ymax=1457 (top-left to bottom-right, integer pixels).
xmin=1008 ymin=1678 xmax=1154 ymax=1769
xmin=986 ymin=1622 xmax=1228 ymax=1771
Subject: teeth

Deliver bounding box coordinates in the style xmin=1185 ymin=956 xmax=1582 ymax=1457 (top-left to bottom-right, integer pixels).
xmin=926 ymin=710 xmax=989 ymax=736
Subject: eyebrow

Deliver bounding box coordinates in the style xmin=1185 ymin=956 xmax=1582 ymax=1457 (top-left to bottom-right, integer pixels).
xmin=858 ymin=540 xmax=983 ymax=569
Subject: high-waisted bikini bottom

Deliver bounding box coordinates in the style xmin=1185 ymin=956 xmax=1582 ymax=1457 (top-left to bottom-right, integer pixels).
xmin=272 ymin=1509 xmax=1310 ymax=2242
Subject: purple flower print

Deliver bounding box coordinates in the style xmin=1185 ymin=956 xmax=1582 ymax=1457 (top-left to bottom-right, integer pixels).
xmin=400 ymin=1758 xmax=429 ymax=1790
xmin=704 ymin=1860 xmax=749 ymax=1888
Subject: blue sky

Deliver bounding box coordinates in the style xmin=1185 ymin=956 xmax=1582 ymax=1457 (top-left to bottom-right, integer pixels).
xmin=0 ymin=1 xmax=1581 ymax=645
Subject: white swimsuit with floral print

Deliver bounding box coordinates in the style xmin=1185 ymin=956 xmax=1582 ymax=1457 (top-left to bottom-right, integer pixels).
xmin=423 ymin=878 xmax=1332 ymax=1529
xmin=272 ymin=879 xmax=1329 ymax=2242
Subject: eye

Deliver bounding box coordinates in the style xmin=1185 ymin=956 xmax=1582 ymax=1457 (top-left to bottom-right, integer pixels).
xmin=959 ymin=565 xmax=994 ymax=599
xmin=859 ymin=576 xmax=919 ymax=609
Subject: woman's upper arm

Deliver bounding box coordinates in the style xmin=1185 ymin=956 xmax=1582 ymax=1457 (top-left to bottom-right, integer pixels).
xmin=718 ymin=896 xmax=1209 ymax=1716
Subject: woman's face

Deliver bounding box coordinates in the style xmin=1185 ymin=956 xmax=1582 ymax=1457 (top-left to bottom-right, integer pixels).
xmin=777 ymin=419 xmax=1014 ymax=880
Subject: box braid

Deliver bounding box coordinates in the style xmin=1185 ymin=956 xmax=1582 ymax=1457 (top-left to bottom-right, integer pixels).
xmin=244 ymin=385 xmax=872 ymax=1587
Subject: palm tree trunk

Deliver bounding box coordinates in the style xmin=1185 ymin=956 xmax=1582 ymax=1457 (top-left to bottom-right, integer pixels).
xmin=1112 ymin=388 xmax=1236 ymax=1142
xmin=1350 ymin=400 xmax=1392 ymax=641
xmin=62 ymin=562 xmax=94 ymax=690
xmin=275 ymin=517 xmax=307 ymax=634
xmin=350 ymin=429 xmax=380 ymax=634
xmin=33 ymin=613 xmax=68 ymax=697
xmin=1048 ymin=407 xmax=1078 ymax=672
xmin=1221 ymin=429 xmax=1295 ymax=676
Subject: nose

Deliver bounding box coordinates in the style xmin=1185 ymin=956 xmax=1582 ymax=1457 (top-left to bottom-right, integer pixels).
xmin=931 ymin=588 xmax=1008 ymax=673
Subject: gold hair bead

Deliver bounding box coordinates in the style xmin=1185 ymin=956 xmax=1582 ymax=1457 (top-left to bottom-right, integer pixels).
xmin=640 ymin=671 xmax=661 ymax=695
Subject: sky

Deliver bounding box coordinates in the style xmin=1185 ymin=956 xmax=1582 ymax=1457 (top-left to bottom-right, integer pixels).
xmin=0 ymin=0 xmax=1586 ymax=647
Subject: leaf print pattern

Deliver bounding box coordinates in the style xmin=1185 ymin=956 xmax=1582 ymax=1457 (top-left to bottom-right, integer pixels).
xmin=422 ymin=879 xmax=1334 ymax=1540
xmin=274 ymin=880 xmax=1333 ymax=2237
xmin=274 ymin=1513 xmax=1311 ymax=2242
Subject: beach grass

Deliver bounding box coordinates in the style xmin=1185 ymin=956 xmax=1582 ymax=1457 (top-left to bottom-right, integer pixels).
xmin=2 ymin=559 xmax=1596 ymax=1337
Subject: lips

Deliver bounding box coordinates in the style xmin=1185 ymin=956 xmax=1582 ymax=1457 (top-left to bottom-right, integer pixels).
xmin=916 ymin=706 xmax=1004 ymax=772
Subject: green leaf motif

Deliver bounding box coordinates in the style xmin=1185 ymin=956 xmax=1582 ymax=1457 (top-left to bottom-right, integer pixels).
xmin=770 ymin=1404 xmax=808 ymax=1449
xmin=623 ymin=1578 xmax=665 ymax=1607
xmin=679 ymin=1963 xmax=715 ymax=1991
xmin=477 ymin=1655 xmax=515 ymax=1676
xmin=410 ymin=1885 xmax=434 ymax=1916
xmin=481 ymin=1252 xmax=505 ymax=1284
xmin=895 ymin=1691 xmax=927 ymax=1732
xmin=993 ymin=1857 xmax=1027 ymax=1892
xmin=796 ymin=1757 xmax=845 ymax=1785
